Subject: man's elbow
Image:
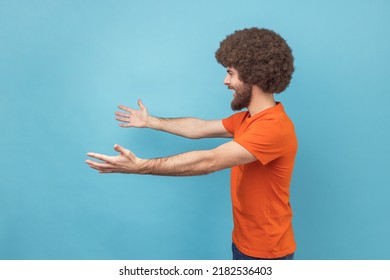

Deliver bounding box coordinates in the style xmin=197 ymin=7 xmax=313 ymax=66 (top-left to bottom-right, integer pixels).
xmin=187 ymin=134 xmax=202 ymax=140
xmin=205 ymin=151 xmax=229 ymax=173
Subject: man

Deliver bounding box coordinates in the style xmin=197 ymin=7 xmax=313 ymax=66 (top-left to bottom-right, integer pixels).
xmin=86 ymin=27 xmax=297 ymax=260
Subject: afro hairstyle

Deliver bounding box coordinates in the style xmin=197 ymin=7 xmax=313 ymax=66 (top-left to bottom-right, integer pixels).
xmin=215 ymin=28 xmax=294 ymax=93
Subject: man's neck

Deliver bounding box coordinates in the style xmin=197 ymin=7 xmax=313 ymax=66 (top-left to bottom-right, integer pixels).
xmin=247 ymin=85 xmax=276 ymax=116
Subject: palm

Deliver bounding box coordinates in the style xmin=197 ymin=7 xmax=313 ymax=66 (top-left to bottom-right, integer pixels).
xmin=127 ymin=107 xmax=147 ymax=127
xmin=86 ymin=144 xmax=139 ymax=174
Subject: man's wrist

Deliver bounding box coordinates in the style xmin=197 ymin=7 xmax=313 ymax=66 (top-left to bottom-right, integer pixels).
xmin=146 ymin=116 xmax=160 ymax=130
xmin=134 ymin=157 xmax=149 ymax=174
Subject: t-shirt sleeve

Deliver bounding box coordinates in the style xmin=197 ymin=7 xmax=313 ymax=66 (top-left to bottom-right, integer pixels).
xmin=234 ymin=120 xmax=285 ymax=165
xmin=222 ymin=114 xmax=235 ymax=135
xmin=222 ymin=112 xmax=246 ymax=136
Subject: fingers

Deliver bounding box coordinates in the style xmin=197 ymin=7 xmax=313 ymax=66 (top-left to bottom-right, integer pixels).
xmin=85 ymin=157 xmax=119 ymax=174
xmin=115 ymin=114 xmax=132 ymax=127
xmin=115 ymin=114 xmax=130 ymax=123
xmin=138 ymin=99 xmax=145 ymax=110
xmin=86 ymin=145 xmax=135 ymax=174
xmin=86 ymin=152 xmax=112 ymax=163
xmin=114 ymin=144 xmax=126 ymax=155
xmin=86 ymin=145 xmax=131 ymax=163
xmin=86 ymin=151 xmax=121 ymax=173
xmin=114 ymin=144 xmax=134 ymax=158
xmin=115 ymin=112 xmax=130 ymax=118
xmin=117 ymin=105 xmax=135 ymax=113
xmin=85 ymin=159 xmax=112 ymax=171
xmin=118 ymin=98 xmax=146 ymax=113
xmin=115 ymin=111 xmax=132 ymax=127
xmin=116 ymin=100 xmax=148 ymax=127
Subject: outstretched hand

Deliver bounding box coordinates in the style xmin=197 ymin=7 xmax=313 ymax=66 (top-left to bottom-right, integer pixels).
xmin=85 ymin=144 xmax=143 ymax=174
xmin=115 ymin=99 xmax=149 ymax=128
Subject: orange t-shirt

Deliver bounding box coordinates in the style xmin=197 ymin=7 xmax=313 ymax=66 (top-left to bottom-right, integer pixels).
xmin=222 ymin=103 xmax=298 ymax=258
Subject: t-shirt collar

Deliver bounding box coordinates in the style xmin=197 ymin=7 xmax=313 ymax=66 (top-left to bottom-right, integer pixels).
xmin=246 ymin=102 xmax=283 ymax=120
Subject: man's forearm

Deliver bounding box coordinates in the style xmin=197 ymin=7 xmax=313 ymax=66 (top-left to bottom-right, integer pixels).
xmin=146 ymin=116 xmax=209 ymax=139
xmin=137 ymin=149 xmax=219 ymax=176
xmin=86 ymin=141 xmax=255 ymax=175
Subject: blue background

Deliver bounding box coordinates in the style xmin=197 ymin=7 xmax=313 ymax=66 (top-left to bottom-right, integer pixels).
xmin=1 ymin=0 xmax=389 ymax=260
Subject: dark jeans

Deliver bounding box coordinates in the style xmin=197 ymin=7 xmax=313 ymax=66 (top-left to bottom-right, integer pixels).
xmin=232 ymin=243 xmax=294 ymax=260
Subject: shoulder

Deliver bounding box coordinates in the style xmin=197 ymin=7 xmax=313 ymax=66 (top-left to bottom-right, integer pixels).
xmin=224 ymin=111 xmax=249 ymax=121
xmin=222 ymin=111 xmax=249 ymax=133
xmin=242 ymin=104 xmax=296 ymax=145
xmin=248 ymin=103 xmax=293 ymax=129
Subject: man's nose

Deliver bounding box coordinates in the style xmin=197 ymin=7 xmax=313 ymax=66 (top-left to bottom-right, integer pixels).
xmin=224 ymin=75 xmax=230 ymax=85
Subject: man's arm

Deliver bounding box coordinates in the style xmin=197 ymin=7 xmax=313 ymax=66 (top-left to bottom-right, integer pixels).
xmin=86 ymin=141 xmax=256 ymax=176
xmin=115 ymin=99 xmax=232 ymax=139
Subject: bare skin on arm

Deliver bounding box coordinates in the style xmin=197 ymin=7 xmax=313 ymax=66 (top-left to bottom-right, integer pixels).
xmin=114 ymin=99 xmax=232 ymax=139
xmin=86 ymin=98 xmax=255 ymax=175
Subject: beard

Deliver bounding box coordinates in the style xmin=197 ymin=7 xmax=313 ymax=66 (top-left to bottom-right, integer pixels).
xmin=230 ymin=82 xmax=253 ymax=111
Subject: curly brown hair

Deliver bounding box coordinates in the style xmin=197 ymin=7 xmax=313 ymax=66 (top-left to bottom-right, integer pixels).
xmin=215 ymin=28 xmax=294 ymax=93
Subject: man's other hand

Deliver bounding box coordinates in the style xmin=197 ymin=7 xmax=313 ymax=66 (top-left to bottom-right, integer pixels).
xmin=86 ymin=144 xmax=143 ymax=174
xmin=115 ymin=99 xmax=149 ymax=128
